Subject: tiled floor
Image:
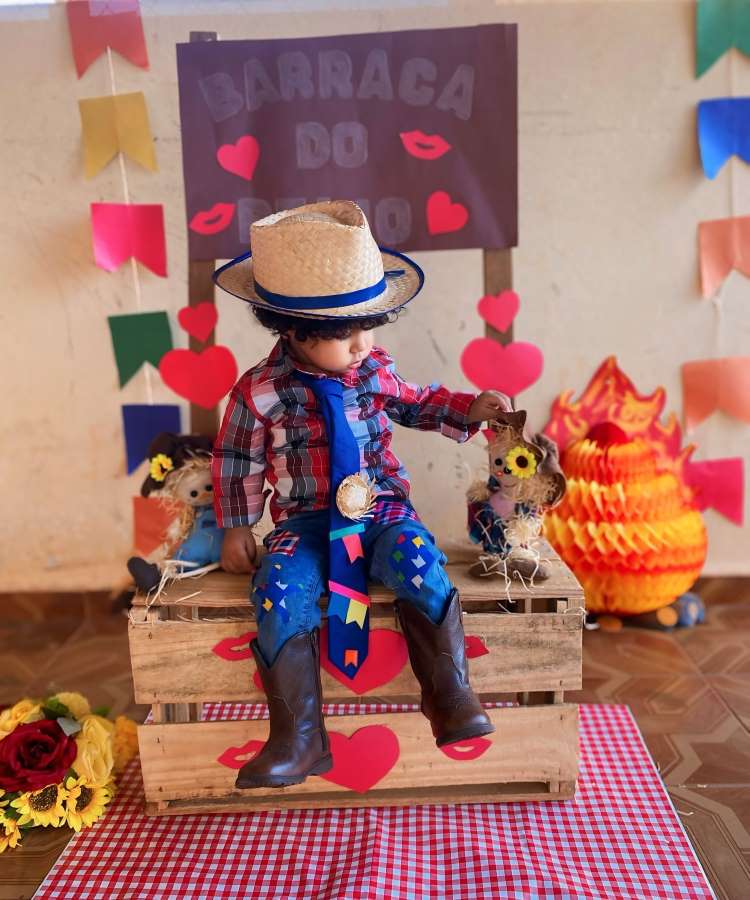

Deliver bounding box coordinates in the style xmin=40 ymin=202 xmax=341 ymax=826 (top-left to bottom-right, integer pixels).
xmin=1 ymin=581 xmax=748 ymax=899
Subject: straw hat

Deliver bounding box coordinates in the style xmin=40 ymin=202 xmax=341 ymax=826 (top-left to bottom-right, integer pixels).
xmin=213 ymin=200 xmax=424 ymax=319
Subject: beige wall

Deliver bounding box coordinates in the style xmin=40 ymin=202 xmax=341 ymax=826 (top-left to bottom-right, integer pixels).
xmin=1 ymin=0 xmax=748 ymax=590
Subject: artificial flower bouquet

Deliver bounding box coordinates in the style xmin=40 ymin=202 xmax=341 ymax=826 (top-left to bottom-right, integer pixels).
xmin=0 ymin=692 xmax=139 ymax=852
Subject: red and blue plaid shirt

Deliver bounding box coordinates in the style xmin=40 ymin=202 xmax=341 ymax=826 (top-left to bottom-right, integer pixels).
xmin=212 ymin=337 xmax=481 ymax=528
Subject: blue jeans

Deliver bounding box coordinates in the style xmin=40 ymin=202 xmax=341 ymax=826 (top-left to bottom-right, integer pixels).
xmin=250 ymin=505 xmax=453 ymax=665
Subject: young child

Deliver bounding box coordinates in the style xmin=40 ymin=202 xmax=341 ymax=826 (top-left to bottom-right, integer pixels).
xmin=211 ymin=200 xmax=511 ymax=790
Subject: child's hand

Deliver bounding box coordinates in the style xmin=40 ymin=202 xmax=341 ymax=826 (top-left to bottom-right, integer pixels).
xmin=221 ymin=526 xmax=258 ymax=575
xmin=467 ymin=390 xmax=513 ymax=424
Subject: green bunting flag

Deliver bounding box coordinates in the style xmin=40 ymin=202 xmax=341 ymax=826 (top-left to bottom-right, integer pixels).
xmin=697 ymin=0 xmax=750 ymax=77
xmin=108 ymin=311 xmax=172 ymax=387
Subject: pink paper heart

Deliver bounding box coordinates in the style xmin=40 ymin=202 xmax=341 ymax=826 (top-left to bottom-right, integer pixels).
xmin=477 ymin=291 xmax=519 ymax=333
xmin=460 ymin=338 xmax=544 ymax=396
xmin=217 ymin=135 xmax=260 ymax=181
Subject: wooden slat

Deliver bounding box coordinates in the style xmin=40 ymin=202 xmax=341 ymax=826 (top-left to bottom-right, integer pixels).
xmin=130 ymin=612 xmax=581 ymax=704
xmin=137 ymin=705 xmax=578 ymax=807
xmin=129 ymin=609 xmax=582 ymax=704
xmin=146 ymin=778 xmax=576 ymax=816
xmin=133 ymin=541 xmax=583 ymax=608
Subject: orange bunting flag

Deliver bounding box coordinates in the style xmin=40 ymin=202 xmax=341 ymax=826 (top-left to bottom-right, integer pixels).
xmin=132 ymin=495 xmax=184 ymax=556
xmin=681 ymin=357 xmax=750 ymax=431
xmin=78 ymin=93 xmax=156 ymax=178
xmin=66 ymin=0 xmax=148 ymax=78
xmin=698 ymin=216 xmax=750 ymax=297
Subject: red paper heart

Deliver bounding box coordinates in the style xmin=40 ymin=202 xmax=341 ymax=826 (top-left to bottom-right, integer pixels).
xmin=477 ymin=291 xmax=519 ymax=333
xmin=465 ymin=635 xmax=490 ymax=658
xmin=217 ymin=135 xmax=260 ymax=181
xmin=322 ymin=726 xmax=400 ymax=793
xmin=178 ymin=302 xmax=218 ymax=343
xmin=426 ymin=190 xmax=469 ymax=235
xmin=319 ymin=626 xmax=408 ymax=695
xmin=460 ymin=338 xmax=544 ymax=396
xmin=159 ymin=345 xmax=238 ymax=409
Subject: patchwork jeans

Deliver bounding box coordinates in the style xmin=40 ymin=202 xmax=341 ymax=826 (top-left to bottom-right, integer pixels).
xmin=250 ymin=503 xmax=453 ymax=665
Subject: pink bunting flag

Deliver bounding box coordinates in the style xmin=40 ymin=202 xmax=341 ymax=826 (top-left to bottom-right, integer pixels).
xmin=91 ymin=203 xmax=167 ymax=276
xmin=684 ymin=457 xmax=745 ymax=526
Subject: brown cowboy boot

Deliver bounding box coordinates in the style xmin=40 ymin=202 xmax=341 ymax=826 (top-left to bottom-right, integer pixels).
xmin=396 ymin=588 xmax=495 ymax=747
xmin=235 ymin=628 xmax=333 ymax=789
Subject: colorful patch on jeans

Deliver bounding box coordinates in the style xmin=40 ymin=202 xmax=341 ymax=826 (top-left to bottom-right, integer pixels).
xmin=388 ymin=530 xmax=438 ymax=592
xmin=253 ymin=563 xmax=291 ymax=624
xmin=263 ymin=530 xmax=300 ymax=557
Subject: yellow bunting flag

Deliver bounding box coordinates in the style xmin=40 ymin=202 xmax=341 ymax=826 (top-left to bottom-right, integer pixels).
xmin=78 ymin=92 xmax=156 ymax=178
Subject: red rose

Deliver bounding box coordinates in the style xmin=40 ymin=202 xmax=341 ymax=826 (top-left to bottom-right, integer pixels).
xmin=0 ymin=719 xmax=78 ymax=792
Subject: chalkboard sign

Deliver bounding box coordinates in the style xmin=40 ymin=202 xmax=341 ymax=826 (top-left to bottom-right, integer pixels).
xmin=177 ymin=24 xmax=517 ymax=260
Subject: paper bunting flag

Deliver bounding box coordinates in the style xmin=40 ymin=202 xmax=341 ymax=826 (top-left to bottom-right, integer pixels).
xmin=91 ymin=203 xmax=167 ymax=276
xmin=684 ymin=457 xmax=745 ymax=525
xmin=121 ymin=404 xmax=181 ymax=474
xmin=698 ymin=215 xmax=750 ymax=297
xmin=698 ymin=98 xmax=750 ymax=178
xmin=132 ymin=495 xmax=183 ymax=556
xmin=66 ymin=0 xmax=148 ymax=78
xmin=108 ymin=311 xmax=172 ymax=387
xmin=696 ymin=0 xmax=750 ymax=78
xmin=681 ymin=356 xmax=750 ymax=430
xmin=78 ymin=92 xmax=156 ymax=177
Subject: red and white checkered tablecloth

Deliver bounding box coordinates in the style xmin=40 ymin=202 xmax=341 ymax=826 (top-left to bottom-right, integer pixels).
xmin=32 ymin=704 xmax=714 ymax=900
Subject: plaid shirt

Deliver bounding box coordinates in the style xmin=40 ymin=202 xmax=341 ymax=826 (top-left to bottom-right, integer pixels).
xmin=212 ymin=337 xmax=481 ymax=528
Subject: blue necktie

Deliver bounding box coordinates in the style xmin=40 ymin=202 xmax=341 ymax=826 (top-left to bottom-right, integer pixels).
xmin=294 ymin=370 xmax=370 ymax=678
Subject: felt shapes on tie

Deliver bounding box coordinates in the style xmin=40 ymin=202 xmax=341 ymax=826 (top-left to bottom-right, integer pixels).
xmin=698 ymin=98 xmax=750 ymax=178
xmin=698 ymin=216 xmax=750 ymax=297
xmin=294 ymin=370 xmax=371 ymax=678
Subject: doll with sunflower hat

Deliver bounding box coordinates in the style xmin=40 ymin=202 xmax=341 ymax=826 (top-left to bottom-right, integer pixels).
xmin=127 ymin=432 xmax=225 ymax=594
xmin=467 ymin=410 xmax=566 ymax=582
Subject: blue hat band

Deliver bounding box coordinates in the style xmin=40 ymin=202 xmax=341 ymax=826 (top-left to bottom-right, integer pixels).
xmin=253 ymin=268 xmax=406 ymax=311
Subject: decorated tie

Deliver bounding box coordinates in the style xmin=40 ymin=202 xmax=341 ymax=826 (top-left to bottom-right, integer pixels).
xmin=294 ymin=370 xmax=371 ymax=678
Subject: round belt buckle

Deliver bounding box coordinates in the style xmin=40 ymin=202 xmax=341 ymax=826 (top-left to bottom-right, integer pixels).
xmin=336 ymin=473 xmax=377 ymax=520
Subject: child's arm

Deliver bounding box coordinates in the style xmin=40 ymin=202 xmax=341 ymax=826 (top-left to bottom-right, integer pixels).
xmin=376 ymin=348 xmax=511 ymax=441
xmin=212 ymin=383 xmax=268 ymax=573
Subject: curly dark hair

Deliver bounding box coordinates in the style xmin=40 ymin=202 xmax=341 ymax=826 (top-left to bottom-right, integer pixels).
xmin=251 ymin=305 xmax=401 ymax=341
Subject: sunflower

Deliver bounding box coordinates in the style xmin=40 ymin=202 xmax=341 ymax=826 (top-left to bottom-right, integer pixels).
xmin=149 ymin=453 xmax=174 ymax=482
xmin=62 ymin=775 xmax=113 ymax=833
xmin=0 ymin=814 xmax=21 ymax=853
xmin=506 ymin=446 xmax=538 ymax=479
xmin=10 ymin=782 xmax=68 ymax=828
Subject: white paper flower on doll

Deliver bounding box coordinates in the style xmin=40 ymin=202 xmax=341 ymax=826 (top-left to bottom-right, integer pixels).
xmin=466 ymin=411 xmax=566 ymax=582
xmin=127 ymin=433 xmax=225 ymax=594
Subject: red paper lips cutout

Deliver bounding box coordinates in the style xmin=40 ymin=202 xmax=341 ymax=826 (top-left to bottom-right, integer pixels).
xmin=189 ymin=202 xmax=235 ymax=235
xmin=400 ymin=130 xmax=452 ymax=160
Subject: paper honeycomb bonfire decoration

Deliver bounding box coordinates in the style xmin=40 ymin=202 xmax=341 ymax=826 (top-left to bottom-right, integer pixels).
xmin=543 ymin=358 xmax=708 ymax=617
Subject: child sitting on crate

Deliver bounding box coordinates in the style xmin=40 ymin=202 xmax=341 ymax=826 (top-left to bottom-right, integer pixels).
xmin=211 ymin=200 xmax=511 ymax=790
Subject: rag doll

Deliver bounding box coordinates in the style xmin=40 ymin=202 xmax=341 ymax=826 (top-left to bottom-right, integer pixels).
xmin=466 ymin=411 xmax=566 ymax=581
xmin=127 ymin=432 xmax=224 ymax=593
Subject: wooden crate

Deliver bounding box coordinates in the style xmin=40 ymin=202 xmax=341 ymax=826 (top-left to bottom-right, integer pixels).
xmin=129 ymin=540 xmax=584 ymax=815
